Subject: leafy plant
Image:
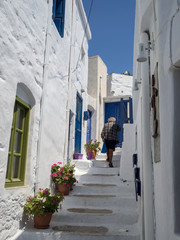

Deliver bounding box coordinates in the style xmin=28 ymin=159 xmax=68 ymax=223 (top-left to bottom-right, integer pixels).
xmin=51 ymin=161 xmax=77 ymax=189
xmin=84 ymin=139 xmax=101 ymax=152
xmin=24 ymin=188 xmax=64 ymax=216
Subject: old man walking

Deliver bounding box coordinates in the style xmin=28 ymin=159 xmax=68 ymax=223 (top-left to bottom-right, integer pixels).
xmin=101 ymin=117 xmax=121 ymax=167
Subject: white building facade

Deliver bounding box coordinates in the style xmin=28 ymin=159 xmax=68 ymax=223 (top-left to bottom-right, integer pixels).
xmin=125 ymin=0 xmax=180 ymax=239
xmin=0 ymin=0 xmax=91 ymax=239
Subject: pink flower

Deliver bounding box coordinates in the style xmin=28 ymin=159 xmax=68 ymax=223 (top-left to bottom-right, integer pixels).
xmin=43 ymin=190 xmax=49 ymax=194
xmin=64 ymin=177 xmax=68 ymax=180
xmin=62 ymin=193 xmax=64 ymax=196
xmin=53 ymin=173 xmax=58 ymax=177
xmin=51 ymin=164 xmax=57 ymax=167
xmin=67 ymin=173 xmax=71 ymax=175
xmin=58 ymin=162 xmax=62 ymax=164
xmin=60 ymin=167 xmax=65 ymax=171
xmin=28 ymin=197 xmax=33 ymax=201
xmin=50 ymin=173 xmax=53 ymax=177
xmin=59 ymin=174 xmax=62 ymax=177
xmin=67 ymin=184 xmax=71 ymax=188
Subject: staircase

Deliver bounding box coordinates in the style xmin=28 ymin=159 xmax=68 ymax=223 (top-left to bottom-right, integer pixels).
xmin=15 ymin=150 xmax=140 ymax=240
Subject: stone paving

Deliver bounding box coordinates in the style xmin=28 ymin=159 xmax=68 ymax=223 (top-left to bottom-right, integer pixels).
xmin=15 ymin=150 xmax=140 ymax=240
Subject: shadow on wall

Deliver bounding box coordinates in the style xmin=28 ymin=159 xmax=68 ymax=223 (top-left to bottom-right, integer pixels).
xmin=173 ymin=69 xmax=180 ymax=234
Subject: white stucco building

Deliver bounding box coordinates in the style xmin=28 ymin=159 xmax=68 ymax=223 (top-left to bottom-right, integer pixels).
xmin=121 ymin=0 xmax=180 ymax=239
xmin=0 ymin=0 xmax=91 ymax=239
xmin=107 ymin=73 xmax=133 ymax=97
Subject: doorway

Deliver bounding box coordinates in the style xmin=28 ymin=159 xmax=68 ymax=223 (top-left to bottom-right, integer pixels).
xmin=74 ymin=93 xmax=83 ymax=153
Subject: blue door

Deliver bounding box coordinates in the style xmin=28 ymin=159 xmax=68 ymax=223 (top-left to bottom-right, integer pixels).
xmin=104 ymin=98 xmax=133 ymax=147
xmin=86 ymin=110 xmax=92 ymax=143
xmin=75 ymin=93 xmax=83 ymax=152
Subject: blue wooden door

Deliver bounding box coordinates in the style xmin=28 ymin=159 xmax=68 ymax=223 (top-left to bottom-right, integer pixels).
xmin=86 ymin=110 xmax=92 ymax=143
xmin=104 ymin=98 xmax=133 ymax=147
xmin=75 ymin=94 xmax=83 ymax=152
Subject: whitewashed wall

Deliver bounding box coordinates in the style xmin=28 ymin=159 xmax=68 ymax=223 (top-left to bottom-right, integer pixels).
xmin=0 ymin=0 xmax=90 ymax=239
xmin=107 ymin=73 xmax=133 ymax=97
xmin=132 ymin=0 xmax=180 ymax=239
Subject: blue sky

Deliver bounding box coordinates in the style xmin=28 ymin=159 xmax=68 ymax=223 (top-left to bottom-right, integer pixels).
xmin=82 ymin=0 xmax=136 ymax=75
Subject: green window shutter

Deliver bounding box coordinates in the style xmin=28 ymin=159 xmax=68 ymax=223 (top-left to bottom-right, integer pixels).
xmin=5 ymin=97 xmax=30 ymax=188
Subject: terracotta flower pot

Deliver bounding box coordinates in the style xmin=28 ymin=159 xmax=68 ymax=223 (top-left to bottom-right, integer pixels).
xmin=34 ymin=212 xmax=52 ymax=229
xmin=57 ymin=183 xmax=70 ymax=195
xmin=92 ymin=150 xmax=97 ymax=160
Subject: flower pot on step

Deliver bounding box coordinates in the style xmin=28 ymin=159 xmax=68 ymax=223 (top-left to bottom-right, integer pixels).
xmin=92 ymin=150 xmax=97 ymax=160
xmin=73 ymin=153 xmax=83 ymax=159
xmin=57 ymin=183 xmax=70 ymax=195
xmin=87 ymin=152 xmax=93 ymax=160
xmin=34 ymin=212 xmax=53 ymax=229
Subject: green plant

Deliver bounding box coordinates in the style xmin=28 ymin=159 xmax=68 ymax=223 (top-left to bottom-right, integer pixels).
xmin=51 ymin=161 xmax=77 ymax=188
xmin=84 ymin=139 xmax=101 ymax=152
xmin=24 ymin=188 xmax=64 ymax=216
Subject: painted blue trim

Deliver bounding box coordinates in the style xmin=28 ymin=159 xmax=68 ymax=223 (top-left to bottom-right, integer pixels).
xmin=52 ymin=0 xmax=65 ymax=37
xmin=129 ymin=97 xmax=133 ymax=123
xmin=104 ymin=98 xmax=133 ymax=147
xmin=75 ymin=92 xmax=83 ymax=153
xmin=86 ymin=110 xmax=92 ymax=143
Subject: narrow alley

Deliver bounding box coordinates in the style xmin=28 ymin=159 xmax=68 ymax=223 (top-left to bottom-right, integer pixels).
xmin=15 ymin=151 xmax=140 ymax=240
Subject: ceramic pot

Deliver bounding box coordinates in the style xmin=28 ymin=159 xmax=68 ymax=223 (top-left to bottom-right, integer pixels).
xmin=57 ymin=183 xmax=70 ymax=195
xmin=34 ymin=212 xmax=52 ymax=229
xmin=87 ymin=152 xmax=93 ymax=160
xmin=92 ymin=150 xmax=97 ymax=160
xmin=73 ymin=153 xmax=83 ymax=159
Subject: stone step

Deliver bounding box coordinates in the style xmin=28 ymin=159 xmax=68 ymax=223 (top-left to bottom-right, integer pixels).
xmin=61 ymin=195 xmax=137 ymax=209
xmin=70 ymin=184 xmax=135 ymax=197
xmin=93 ymin=160 xmax=120 ymax=168
xmin=80 ymin=167 xmax=119 ymax=175
xmin=75 ymin=174 xmax=122 ymax=185
xmin=15 ymin=229 xmax=140 ymax=240
xmin=96 ymin=155 xmax=121 ymax=161
xmin=52 ymin=211 xmax=138 ymax=231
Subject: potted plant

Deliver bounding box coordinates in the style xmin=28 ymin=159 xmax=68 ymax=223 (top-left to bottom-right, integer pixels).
xmin=84 ymin=139 xmax=101 ymax=160
xmin=91 ymin=139 xmax=101 ymax=159
xmin=24 ymin=188 xmax=64 ymax=229
xmin=73 ymin=152 xmax=83 ymax=159
xmin=51 ymin=161 xmax=77 ymax=195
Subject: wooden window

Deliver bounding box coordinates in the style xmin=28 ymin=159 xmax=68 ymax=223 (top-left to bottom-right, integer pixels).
xmin=5 ymin=97 xmax=30 ymax=187
xmin=52 ymin=0 xmax=66 ymax=37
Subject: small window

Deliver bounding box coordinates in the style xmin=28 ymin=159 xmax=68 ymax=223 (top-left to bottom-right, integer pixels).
xmin=5 ymin=97 xmax=30 ymax=187
xmin=52 ymin=0 xmax=66 ymax=37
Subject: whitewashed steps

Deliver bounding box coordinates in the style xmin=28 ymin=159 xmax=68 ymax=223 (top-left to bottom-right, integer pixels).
xmin=15 ymin=149 xmax=139 ymax=240
xmin=61 ymin=195 xmax=137 ymax=209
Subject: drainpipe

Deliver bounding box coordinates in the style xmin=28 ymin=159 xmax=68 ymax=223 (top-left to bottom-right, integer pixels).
xmin=63 ymin=0 xmax=74 ymax=162
xmin=141 ymin=32 xmax=155 ymax=240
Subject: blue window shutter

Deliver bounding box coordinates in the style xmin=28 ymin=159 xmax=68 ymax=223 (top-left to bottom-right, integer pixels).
xmin=52 ymin=0 xmax=56 ymax=20
xmin=55 ymin=0 xmax=63 ymax=18
xmin=53 ymin=0 xmax=65 ymax=37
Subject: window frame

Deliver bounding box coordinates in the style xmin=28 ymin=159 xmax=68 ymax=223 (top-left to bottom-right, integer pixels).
xmin=52 ymin=0 xmax=66 ymax=37
xmin=5 ymin=97 xmax=30 ymax=188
